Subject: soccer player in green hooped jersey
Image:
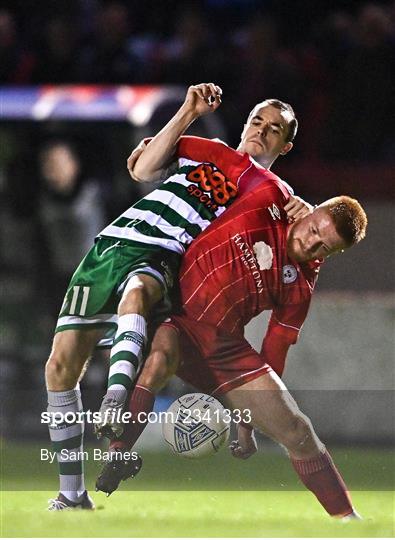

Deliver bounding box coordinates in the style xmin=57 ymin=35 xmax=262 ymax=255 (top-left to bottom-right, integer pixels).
xmin=46 ymin=83 xmax=308 ymax=510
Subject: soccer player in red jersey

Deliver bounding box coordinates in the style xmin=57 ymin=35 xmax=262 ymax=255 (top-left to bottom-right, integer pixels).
xmin=98 ymin=142 xmax=368 ymax=519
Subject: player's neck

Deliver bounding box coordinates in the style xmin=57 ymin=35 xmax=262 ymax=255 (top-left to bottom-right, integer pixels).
xmin=252 ymin=156 xmax=274 ymax=170
xmin=236 ymin=145 xmax=275 ymax=170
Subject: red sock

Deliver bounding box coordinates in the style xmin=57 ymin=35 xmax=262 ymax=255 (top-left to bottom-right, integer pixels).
xmin=110 ymin=385 xmax=155 ymax=453
xmin=291 ymin=449 xmax=354 ymax=517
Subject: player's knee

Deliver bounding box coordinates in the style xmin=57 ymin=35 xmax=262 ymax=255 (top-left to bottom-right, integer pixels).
xmin=283 ymin=414 xmax=314 ymax=452
xmin=139 ymin=349 xmax=178 ymax=393
xmin=119 ymin=285 xmax=146 ymax=314
xmin=119 ymin=276 xmax=161 ymax=316
xmin=45 ymin=351 xmax=81 ymax=389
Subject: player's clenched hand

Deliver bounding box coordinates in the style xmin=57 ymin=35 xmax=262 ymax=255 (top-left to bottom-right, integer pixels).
xmin=183 ymin=83 xmax=222 ymax=118
xmin=127 ymin=139 xmax=147 ymax=180
xmin=229 ymin=424 xmax=257 ymax=460
xmin=285 ymin=195 xmax=314 ymax=223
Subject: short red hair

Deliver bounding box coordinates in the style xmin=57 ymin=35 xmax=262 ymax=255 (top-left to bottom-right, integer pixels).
xmin=320 ymin=196 xmax=367 ymax=247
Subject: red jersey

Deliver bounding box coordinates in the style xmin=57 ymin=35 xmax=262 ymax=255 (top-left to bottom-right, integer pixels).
xmin=164 ymin=136 xmax=321 ymax=379
xmin=177 ymin=179 xmax=321 ymax=345
xmin=173 ymin=137 xmax=319 ymax=343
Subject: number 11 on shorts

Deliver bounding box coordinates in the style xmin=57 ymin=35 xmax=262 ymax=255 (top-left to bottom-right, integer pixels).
xmin=69 ymin=285 xmax=90 ymax=316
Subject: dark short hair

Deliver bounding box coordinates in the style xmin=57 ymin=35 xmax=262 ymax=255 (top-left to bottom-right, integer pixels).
xmin=248 ymin=99 xmax=298 ymax=142
xmin=322 ymin=196 xmax=367 ymax=247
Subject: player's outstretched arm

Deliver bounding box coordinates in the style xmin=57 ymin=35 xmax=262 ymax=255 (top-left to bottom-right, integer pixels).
xmin=129 ymin=83 xmax=222 ymax=183
xmin=284 ymin=195 xmax=314 ymax=222
xmin=229 ymin=423 xmax=257 ymax=460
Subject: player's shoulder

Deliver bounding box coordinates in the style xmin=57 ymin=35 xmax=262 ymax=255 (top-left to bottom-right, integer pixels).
xmin=255 ymin=166 xmax=293 ymax=195
xmin=178 ymin=135 xmax=244 ymax=160
xmin=181 ymin=135 xmax=228 ymax=145
xmin=228 ymin=177 xmax=289 ymax=226
xmin=242 ymin=157 xmax=294 ymax=197
xmin=178 ymin=135 xmax=251 ymax=183
xmin=248 ymin=173 xmax=290 ymax=203
xmin=210 ymin=137 xmax=229 ymax=146
xmin=179 ymin=135 xmax=231 ymax=151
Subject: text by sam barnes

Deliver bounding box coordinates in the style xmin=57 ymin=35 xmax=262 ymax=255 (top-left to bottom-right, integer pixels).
xmin=40 ymin=448 xmax=139 ymax=463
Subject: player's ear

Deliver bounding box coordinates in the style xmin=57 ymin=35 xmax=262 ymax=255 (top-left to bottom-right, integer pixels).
xmin=280 ymin=142 xmax=293 ymax=156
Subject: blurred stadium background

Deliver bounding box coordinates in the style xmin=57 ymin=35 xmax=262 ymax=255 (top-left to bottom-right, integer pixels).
xmin=0 ymin=0 xmax=394 ymax=535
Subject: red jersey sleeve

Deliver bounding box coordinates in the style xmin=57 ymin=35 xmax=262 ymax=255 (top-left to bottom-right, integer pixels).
xmin=259 ymin=299 xmax=312 ymax=376
xmin=267 ymin=299 xmax=312 ymax=344
xmin=177 ymin=136 xmax=291 ymax=197
xmin=260 ymin=331 xmax=291 ymax=377
xmin=145 ymin=135 xmax=287 ymax=196
xmin=176 ymin=136 xmax=251 ymax=183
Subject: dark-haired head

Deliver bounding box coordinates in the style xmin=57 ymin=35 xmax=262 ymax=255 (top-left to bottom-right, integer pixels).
xmin=248 ymin=99 xmax=298 ymax=143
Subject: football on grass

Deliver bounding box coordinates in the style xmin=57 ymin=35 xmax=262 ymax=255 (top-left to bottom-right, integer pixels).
xmin=162 ymin=393 xmax=230 ymax=458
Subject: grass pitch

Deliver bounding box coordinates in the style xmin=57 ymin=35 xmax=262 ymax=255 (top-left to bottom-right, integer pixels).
xmin=1 ymin=442 xmax=394 ymax=537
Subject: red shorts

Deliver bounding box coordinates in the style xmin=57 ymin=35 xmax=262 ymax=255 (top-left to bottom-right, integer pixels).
xmin=164 ymin=315 xmax=272 ymax=396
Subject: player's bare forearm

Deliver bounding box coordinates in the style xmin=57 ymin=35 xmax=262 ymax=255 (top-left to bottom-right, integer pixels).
xmin=130 ymin=83 xmax=222 ymax=183
xmin=130 ymin=107 xmax=197 ymax=182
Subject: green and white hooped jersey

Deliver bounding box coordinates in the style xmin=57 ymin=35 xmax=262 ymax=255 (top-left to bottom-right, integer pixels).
xmin=99 ymin=157 xmax=239 ymax=253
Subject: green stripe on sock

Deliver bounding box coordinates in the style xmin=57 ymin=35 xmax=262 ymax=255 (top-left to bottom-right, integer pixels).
xmin=110 ymin=351 xmax=139 ymax=369
xmin=52 ymin=435 xmax=83 ymax=453
xmin=59 ymin=461 xmax=83 ymax=476
xmin=108 ymin=373 xmax=134 ymax=390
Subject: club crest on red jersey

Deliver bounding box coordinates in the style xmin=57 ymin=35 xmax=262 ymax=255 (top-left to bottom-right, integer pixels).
xmin=282 ymin=265 xmax=298 ymax=283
